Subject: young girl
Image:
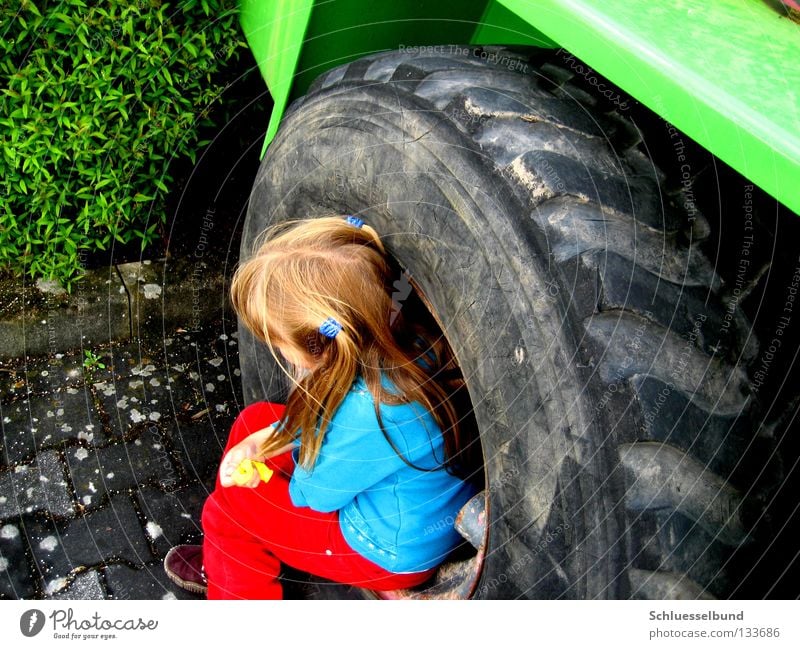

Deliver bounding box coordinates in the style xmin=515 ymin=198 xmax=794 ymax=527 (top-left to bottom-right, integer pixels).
xmin=164 ymin=215 xmax=480 ymax=599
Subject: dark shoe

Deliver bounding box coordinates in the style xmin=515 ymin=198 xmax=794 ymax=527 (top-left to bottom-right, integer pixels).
xmin=164 ymin=544 xmax=208 ymax=595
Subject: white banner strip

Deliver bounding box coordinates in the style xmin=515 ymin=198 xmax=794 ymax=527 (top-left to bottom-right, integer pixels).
xmin=2 ymin=599 xmax=799 ymax=648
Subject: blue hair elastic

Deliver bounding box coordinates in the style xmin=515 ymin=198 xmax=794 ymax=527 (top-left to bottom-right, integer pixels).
xmin=344 ymin=215 xmax=364 ymax=228
xmin=319 ymin=316 xmax=343 ymax=338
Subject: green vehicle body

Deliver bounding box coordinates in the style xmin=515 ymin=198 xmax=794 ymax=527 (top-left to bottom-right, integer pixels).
xmin=237 ymin=0 xmax=799 ymax=216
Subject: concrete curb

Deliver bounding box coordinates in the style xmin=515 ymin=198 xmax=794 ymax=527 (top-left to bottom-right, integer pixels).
xmin=0 ymin=257 xmax=228 ymax=359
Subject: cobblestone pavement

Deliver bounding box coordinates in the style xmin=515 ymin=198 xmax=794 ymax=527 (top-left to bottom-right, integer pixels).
xmin=0 ymin=323 xmax=367 ymax=601
xmin=0 ymin=325 xmax=243 ymax=600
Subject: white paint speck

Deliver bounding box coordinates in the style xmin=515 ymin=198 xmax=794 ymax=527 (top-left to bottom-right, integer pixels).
xmin=2 ymin=416 xmax=9 ymax=424
xmin=204 ymin=383 xmax=215 ymax=392
xmin=137 ymin=364 xmax=156 ymax=375
xmin=82 ymin=495 xmax=92 ymax=506
xmin=106 ymin=472 xmax=115 ymax=479
xmin=88 ymin=482 xmax=97 ymax=494
xmin=78 ymin=431 xmax=94 ymax=444
xmin=208 ymin=358 xmax=223 ymax=367
xmin=129 ymin=379 xmax=144 ymax=389
xmin=162 ymin=592 xmax=177 ymax=600
xmin=60 ymin=423 xmax=73 ymax=433
xmin=0 ymin=525 xmax=19 ymax=540
xmin=0 ymin=557 xmax=8 ymax=572
xmin=215 ymin=404 xmax=228 ymax=413
xmin=39 ymin=536 xmax=59 ymax=552
xmin=45 ymin=577 xmax=68 ymax=596
xmin=143 ymin=284 xmax=162 ymax=299
xmin=66 ymin=387 xmax=79 ymax=394
xmin=130 ymin=409 xmax=145 ymax=424
xmin=149 ymin=378 xmax=161 ymax=387
xmin=148 ymin=411 xmax=161 ymax=422
xmin=234 ymin=369 xmax=241 ymax=377
xmin=217 ymin=374 xmax=225 ymax=382
xmin=56 ymin=408 xmax=64 ymax=417
xmin=14 ymin=466 xmax=28 ymax=474
xmin=219 ymin=334 xmax=228 ymax=341
xmin=189 ymin=371 xmax=199 ymax=381
xmin=46 ymin=410 xmax=55 ymax=418
xmin=41 ymin=370 xmax=49 ymax=377
xmin=74 ymin=448 xmax=89 ymax=461
xmin=146 ymin=521 xmax=163 ymax=540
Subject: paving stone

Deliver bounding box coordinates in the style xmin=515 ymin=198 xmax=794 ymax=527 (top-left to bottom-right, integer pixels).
xmin=1 ymin=388 xmax=103 ymax=467
xmin=170 ymin=419 xmax=227 ymax=489
xmin=47 ymin=569 xmax=105 ymax=600
xmin=52 ymin=494 xmax=152 ymax=568
xmin=97 ymin=362 xmax=209 ymax=437
xmin=66 ymin=427 xmax=182 ymax=507
xmin=0 ymin=265 xmax=129 ymax=359
xmin=0 ymin=356 xmax=87 ymax=407
xmin=105 ymin=561 xmax=203 ymax=600
xmin=0 ymin=519 xmax=37 ymax=599
xmin=134 ymin=485 xmax=207 ymax=559
xmin=0 ymin=450 xmax=73 ymax=519
xmin=21 ymin=516 xmax=78 ymax=595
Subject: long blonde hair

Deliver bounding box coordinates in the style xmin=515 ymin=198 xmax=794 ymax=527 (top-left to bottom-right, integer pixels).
xmin=230 ymin=216 xmax=475 ymax=475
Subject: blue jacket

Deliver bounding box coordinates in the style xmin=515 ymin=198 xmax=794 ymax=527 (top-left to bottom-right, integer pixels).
xmin=287 ymin=372 xmax=477 ymax=573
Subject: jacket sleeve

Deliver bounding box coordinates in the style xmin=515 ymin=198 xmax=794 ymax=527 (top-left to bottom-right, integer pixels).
xmin=287 ymin=392 xmax=411 ymax=513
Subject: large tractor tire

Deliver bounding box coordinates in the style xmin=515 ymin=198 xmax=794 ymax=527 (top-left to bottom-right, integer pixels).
xmin=237 ymin=47 xmax=783 ymax=599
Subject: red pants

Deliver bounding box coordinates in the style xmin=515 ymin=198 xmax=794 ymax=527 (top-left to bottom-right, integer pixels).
xmin=201 ymin=401 xmax=437 ymax=599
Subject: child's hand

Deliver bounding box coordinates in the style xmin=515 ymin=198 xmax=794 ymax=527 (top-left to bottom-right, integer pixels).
xmin=219 ymin=434 xmax=265 ymax=488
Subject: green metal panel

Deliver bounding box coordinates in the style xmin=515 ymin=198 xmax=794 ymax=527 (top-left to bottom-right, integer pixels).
xmin=240 ymin=0 xmax=315 ymax=153
xmin=241 ymin=0 xmax=491 ymax=159
xmin=239 ymin=0 xmax=800 ymax=215
xmin=472 ymin=0 xmax=555 ymax=47
xmin=290 ymin=0 xmax=489 ymax=101
xmin=498 ymin=0 xmax=800 ymax=215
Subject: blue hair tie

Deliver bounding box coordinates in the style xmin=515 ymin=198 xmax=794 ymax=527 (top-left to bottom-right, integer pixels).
xmin=319 ymin=316 xmax=343 ymax=338
xmin=344 ymin=215 xmax=364 ymax=228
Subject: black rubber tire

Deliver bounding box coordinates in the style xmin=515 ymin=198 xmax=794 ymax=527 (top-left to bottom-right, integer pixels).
xmin=238 ymin=46 xmax=783 ymax=599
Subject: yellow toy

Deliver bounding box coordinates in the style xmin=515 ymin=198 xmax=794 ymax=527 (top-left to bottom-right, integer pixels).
xmin=232 ymin=458 xmax=274 ymax=486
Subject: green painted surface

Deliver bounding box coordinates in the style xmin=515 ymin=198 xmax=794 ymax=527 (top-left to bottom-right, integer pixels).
xmin=240 ymin=0 xmax=314 ymax=154
xmin=240 ymin=0 xmax=800 ymax=214
xmin=472 ymin=1 xmax=555 ymax=47
xmin=290 ymin=0 xmax=488 ymax=102
xmin=501 ymin=0 xmax=800 ymax=214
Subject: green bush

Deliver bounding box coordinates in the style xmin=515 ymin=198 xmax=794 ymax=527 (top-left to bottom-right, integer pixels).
xmin=0 ymin=0 xmax=247 ymax=290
